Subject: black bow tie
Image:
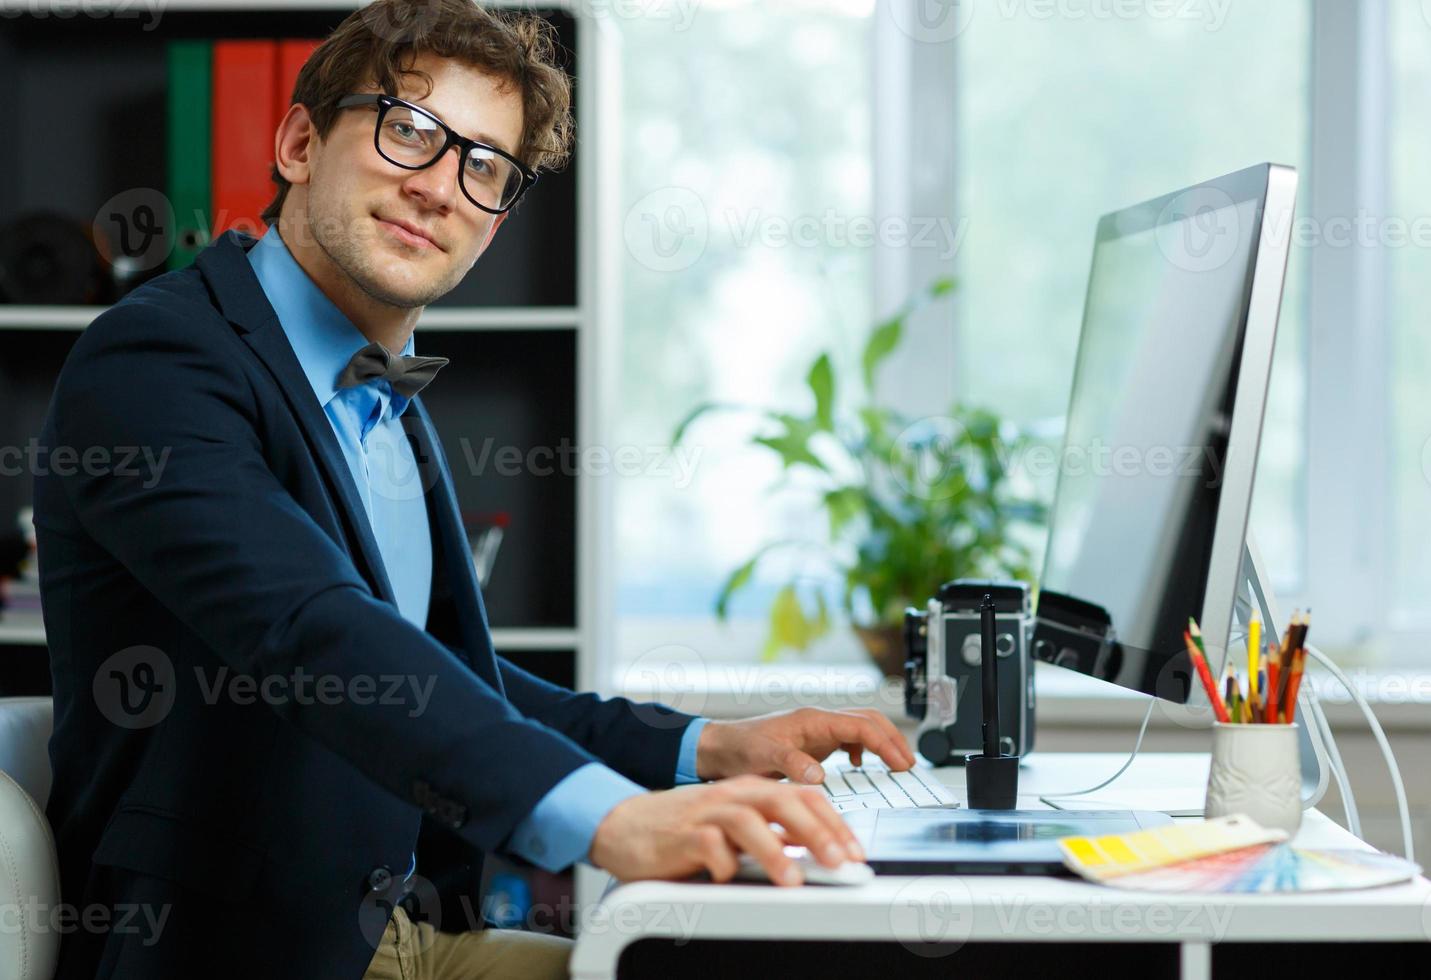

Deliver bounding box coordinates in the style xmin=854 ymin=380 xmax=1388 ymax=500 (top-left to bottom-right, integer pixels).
xmin=335 ymin=342 xmax=449 ymax=399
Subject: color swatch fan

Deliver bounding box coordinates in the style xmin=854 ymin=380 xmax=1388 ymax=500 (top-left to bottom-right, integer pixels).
xmin=1060 ymin=815 xmax=1422 ymax=893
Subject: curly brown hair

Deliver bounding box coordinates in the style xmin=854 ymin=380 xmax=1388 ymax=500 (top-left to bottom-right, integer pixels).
xmin=261 ymin=0 xmax=573 ymax=226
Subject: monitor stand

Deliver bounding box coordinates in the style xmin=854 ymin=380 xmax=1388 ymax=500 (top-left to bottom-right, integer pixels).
xmin=1237 ymin=534 xmax=1331 ymax=809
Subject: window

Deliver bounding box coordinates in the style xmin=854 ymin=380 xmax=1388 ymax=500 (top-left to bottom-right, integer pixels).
xmin=953 ymin=0 xmax=1311 ymax=595
xmin=1389 ymin=0 xmax=1431 ymax=633
xmin=607 ymin=0 xmax=1426 ymax=682
xmin=613 ymin=0 xmax=875 ymax=669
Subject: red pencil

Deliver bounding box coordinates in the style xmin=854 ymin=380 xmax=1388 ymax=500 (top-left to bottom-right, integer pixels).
xmin=1266 ymin=658 xmax=1281 ymax=724
xmin=1184 ymin=629 xmax=1230 ymax=723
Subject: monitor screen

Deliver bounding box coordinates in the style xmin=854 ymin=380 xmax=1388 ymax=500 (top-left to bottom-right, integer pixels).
xmin=1036 ymin=169 xmax=1275 ymax=702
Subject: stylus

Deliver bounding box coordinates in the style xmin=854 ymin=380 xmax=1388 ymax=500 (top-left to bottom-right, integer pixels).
xmin=980 ymin=593 xmax=999 ymax=759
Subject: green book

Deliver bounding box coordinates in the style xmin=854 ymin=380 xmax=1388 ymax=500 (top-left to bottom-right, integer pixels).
xmin=167 ymin=40 xmax=211 ymax=271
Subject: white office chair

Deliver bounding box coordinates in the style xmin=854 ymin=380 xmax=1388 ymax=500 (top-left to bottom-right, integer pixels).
xmin=0 ymin=697 xmax=59 ymax=980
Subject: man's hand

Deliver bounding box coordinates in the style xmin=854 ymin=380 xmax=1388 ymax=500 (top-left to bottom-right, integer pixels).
xmin=589 ymin=776 xmax=862 ymax=886
xmin=695 ymin=707 xmax=916 ymax=784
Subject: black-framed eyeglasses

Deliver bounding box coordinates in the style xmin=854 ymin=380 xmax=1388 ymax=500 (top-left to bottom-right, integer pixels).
xmin=336 ymin=93 xmax=537 ymax=214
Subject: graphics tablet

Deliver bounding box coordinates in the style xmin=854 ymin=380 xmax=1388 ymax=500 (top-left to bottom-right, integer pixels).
xmin=844 ymin=808 xmax=1174 ymax=875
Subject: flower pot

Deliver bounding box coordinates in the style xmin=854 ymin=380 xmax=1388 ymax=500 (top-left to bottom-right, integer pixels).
xmin=854 ymin=624 xmax=906 ymax=679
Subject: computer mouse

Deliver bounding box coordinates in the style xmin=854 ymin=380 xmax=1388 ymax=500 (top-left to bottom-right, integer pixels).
xmin=732 ymin=847 xmax=875 ymax=886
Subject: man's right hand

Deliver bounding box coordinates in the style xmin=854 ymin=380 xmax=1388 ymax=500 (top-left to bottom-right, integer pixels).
xmin=588 ymin=775 xmax=863 ymax=887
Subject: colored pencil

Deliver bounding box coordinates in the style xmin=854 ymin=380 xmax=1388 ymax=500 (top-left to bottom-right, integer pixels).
xmin=1247 ymin=616 xmax=1261 ymax=702
xmin=1184 ymin=628 xmax=1230 ymax=723
xmin=1292 ymin=609 xmax=1311 ymax=654
xmin=1188 ymin=617 xmax=1207 ymax=656
xmin=1285 ymin=647 xmax=1306 ymax=722
xmin=1275 ymin=612 xmax=1298 ymax=709
xmin=1265 ymin=657 xmax=1281 ymax=724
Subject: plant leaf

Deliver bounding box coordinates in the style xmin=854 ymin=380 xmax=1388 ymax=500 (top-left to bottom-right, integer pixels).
xmin=762 ymin=583 xmax=832 ymax=660
xmin=763 ymin=584 xmax=804 ymax=660
xmin=807 ymin=353 xmax=835 ymax=431
xmin=824 ymin=486 xmax=866 ymax=538
xmin=927 ymin=276 xmax=958 ymax=298
xmin=714 ymin=556 xmax=759 ymax=621
xmin=713 ymin=540 xmax=804 ymax=620
xmin=859 ymin=277 xmax=956 ymax=393
xmin=861 ymin=316 xmax=903 ymax=391
xmin=671 ymin=400 xmax=735 ymax=445
xmin=754 ymin=413 xmax=829 ymax=473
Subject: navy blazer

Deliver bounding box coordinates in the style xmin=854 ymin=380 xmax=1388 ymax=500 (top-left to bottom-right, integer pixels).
xmin=33 ymin=230 xmax=696 ymax=979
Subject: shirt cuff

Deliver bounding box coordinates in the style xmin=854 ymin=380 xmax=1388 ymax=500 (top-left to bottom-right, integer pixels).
xmin=674 ymin=717 xmax=709 ymax=785
xmin=506 ymin=763 xmax=645 ymax=873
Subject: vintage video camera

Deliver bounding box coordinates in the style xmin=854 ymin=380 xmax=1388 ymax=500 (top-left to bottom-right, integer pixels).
xmin=903 ymin=579 xmax=1036 ymax=766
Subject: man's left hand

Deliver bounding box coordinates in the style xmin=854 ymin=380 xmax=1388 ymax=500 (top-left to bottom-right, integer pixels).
xmin=695 ymin=708 xmax=916 ymax=784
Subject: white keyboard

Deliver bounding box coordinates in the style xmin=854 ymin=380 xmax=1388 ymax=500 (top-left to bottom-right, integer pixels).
xmin=819 ymin=760 xmax=959 ymax=810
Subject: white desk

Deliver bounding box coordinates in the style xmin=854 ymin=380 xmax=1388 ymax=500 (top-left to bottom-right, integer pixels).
xmin=570 ymin=753 xmax=1431 ymax=980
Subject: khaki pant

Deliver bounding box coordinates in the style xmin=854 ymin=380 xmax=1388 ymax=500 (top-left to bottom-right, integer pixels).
xmin=363 ymin=906 xmax=572 ymax=980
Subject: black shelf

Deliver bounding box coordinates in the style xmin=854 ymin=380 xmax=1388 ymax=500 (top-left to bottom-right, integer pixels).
xmin=0 ymin=330 xmax=80 ymax=527
xmin=495 ymin=648 xmax=577 ymax=692
xmin=419 ymin=329 xmax=577 ymax=629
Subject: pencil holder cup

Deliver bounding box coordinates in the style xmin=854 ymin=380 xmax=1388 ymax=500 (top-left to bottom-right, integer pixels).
xmin=1204 ymin=722 xmax=1302 ymax=836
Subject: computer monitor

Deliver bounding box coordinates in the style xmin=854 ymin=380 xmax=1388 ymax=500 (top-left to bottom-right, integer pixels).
xmin=1034 ymin=163 xmax=1297 ymax=706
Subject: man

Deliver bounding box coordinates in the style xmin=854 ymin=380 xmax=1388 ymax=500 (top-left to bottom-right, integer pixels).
xmin=33 ymin=3 xmax=915 ymax=978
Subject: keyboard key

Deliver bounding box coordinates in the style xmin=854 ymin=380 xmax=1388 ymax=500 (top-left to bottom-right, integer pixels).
xmin=843 ymin=771 xmax=874 ymax=795
xmin=891 ymin=770 xmax=940 ymax=807
xmin=867 ymin=770 xmax=917 ymax=807
xmin=918 ymin=776 xmax=957 ymax=805
xmin=800 ymin=758 xmax=960 ymax=812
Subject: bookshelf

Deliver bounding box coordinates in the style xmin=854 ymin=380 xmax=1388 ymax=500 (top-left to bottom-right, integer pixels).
xmin=0 ymin=0 xmax=625 ymax=932
xmin=0 ymin=0 xmax=616 ymax=682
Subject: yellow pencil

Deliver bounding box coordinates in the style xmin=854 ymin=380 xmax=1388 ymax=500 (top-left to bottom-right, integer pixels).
xmin=1247 ymin=616 xmax=1260 ymax=702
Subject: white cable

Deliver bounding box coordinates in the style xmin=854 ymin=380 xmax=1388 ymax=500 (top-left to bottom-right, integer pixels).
xmin=1039 ymin=698 xmax=1156 ymax=806
xmin=1031 ymin=639 xmax=1403 ymax=861
xmin=1303 ymin=643 xmax=1414 ymax=862
xmin=1307 ymin=686 xmax=1361 ymax=838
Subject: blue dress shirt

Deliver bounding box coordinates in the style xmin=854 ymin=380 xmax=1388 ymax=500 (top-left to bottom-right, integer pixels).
xmin=246 ymin=226 xmax=709 ymax=872
xmin=246 ymin=227 xmax=431 ymax=627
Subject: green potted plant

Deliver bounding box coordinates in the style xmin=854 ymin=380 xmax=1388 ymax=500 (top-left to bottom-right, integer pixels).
xmin=672 ymin=279 xmax=1047 ymax=676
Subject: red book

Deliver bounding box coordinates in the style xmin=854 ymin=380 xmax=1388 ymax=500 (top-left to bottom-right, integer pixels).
xmin=276 ymin=39 xmax=321 ymax=125
xmin=212 ymin=40 xmax=278 ymax=238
